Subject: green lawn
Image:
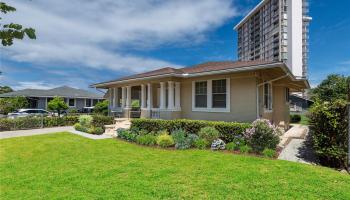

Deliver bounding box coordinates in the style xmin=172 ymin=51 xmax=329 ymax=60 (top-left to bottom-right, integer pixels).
xmin=1 ymin=133 xmax=349 ymax=199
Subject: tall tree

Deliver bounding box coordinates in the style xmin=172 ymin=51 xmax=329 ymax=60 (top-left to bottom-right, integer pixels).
xmin=311 ymin=74 xmax=350 ymax=102
xmin=0 ymin=85 xmax=13 ymax=94
xmin=0 ymin=2 xmax=36 ymax=46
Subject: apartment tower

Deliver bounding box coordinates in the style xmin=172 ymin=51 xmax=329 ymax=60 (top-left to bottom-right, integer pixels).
xmin=234 ymin=0 xmax=311 ymax=78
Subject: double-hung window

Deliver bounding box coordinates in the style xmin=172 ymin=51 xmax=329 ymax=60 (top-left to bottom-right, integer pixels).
xmin=212 ymin=79 xmax=227 ymax=108
xmin=86 ymin=99 xmax=92 ymax=107
xmin=264 ymin=83 xmax=272 ymax=111
xmin=68 ymin=98 xmax=75 ymax=107
xmin=195 ymin=81 xmax=207 ymax=108
xmin=193 ymin=78 xmax=230 ymax=112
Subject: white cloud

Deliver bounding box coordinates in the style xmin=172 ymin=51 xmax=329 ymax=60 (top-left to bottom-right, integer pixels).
xmin=2 ymin=0 xmax=238 ymax=73
xmin=13 ymin=81 xmax=58 ymax=90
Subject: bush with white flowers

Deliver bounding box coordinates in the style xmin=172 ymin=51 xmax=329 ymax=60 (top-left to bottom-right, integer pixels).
xmin=211 ymin=139 xmax=226 ymax=150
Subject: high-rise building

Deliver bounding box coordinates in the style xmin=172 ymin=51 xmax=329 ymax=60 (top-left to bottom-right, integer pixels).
xmin=234 ymin=0 xmax=311 ymax=78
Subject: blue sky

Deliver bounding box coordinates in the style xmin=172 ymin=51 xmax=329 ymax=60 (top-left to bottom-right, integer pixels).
xmin=0 ymin=0 xmax=349 ymax=91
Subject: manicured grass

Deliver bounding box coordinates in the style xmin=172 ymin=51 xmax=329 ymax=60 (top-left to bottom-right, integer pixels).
xmin=1 ymin=132 xmax=349 ymax=199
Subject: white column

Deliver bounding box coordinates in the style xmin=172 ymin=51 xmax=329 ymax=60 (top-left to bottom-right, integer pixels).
xmin=160 ymin=82 xmax=166 ymax=109
xmin=147 ymin=83 xmax=153 ymax=110
xmin=109 ymin=88 xmax=114 ymax=108
xmin=168 ymin=81 xmax=174 ymax=110
xmin=207 ymin=80 xmax=212 ymax=109
xmin=121 ymin=87 xmax=126 ymax=108
xmin=175 ymin=82 xmax=181 ymax=110
xmin=113 ymin=88 xmax=117 ymax=107
xmin=141 ymin=84 xmax=146 ymax=109
xmin=126 ymin=86 xmax=131 ymax=108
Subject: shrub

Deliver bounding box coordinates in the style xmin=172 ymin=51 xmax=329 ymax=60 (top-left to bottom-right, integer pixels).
xmin=93 ymin=100 xmax=109 ymax=116
xmin=74 ymin=123 xmax=87 ymax=132
xmin=117 ymin=129 xmax=137 ymax=142
xmin=171 ymin=129 xmax=189 ymax=149
xmin=136 ymin=135 xmax=157 ymax=146
xmin=211 ymin=139 xmax=225 ymax=150
xmin=91 ymin=115 xmax=113 ymax=127
xmin=244 ymin=119 xmax=281 ymax=153
xmin=290 ymin=114 xmax=301 ymax=123
xmin=198 ymin=127 xmax=219 ymax=143
xmin=130 ymin=118 xmax=250 ymax=143
xmin=194 ymin=139 xmax=209 ymax=150
xmin=187 ymin=134 xmax=199 ymax=147
xmin=239 ymin=145 xmax=252 ymax=154
xmin=79 ymin=115 xmax=93 ymax=127
xmin=309 ymin=99 xmax=348 ymax=168
xmin=0 ymin=116 xmax=79 ymax=131
xmin=88 ymin=126 xmax=104 ymax=135
xmin=225 ymin=142 xmax=237 ymax=151
xmin=157 ymin=130 xmax=169 ymax=136
xmin=156 ymin=134 xmax=174 ymax=148
xmin=263 ymin=148 xmax=276 ymax=158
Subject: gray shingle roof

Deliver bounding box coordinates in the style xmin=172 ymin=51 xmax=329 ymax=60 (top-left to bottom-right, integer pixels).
xmin=0 ymin=86 xmax=104 ymax=99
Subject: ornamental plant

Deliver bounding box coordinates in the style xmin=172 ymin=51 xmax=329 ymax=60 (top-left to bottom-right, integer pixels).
xmin=156 ymin=134 xmax=174 ymax=148
xmin=244 ymin=119 xmax=281 ymax=153
xmin=211 ymin=139 xmax=226 ymax=150
xmin=198 ymin=127 xmax=219 ymax=143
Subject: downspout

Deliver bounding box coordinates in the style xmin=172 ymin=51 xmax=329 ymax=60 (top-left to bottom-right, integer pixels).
xmin=256 ymin=74 xmax=290 ymax=119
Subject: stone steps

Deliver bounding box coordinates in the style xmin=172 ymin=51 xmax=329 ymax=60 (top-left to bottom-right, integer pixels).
xmin=104 ymin=118 xmax=131 ymax=136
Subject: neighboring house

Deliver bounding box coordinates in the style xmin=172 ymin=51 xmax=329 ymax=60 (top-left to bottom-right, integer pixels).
xmin=0 ymin=86 xmax=105 ymax=112
xmin=289 ymin=94 xmax=313 ymax=112
xmin=91 ymin=61 xmax=309 ymax=130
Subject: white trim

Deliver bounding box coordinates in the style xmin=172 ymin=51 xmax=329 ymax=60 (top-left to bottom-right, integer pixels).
xmin=85 ymin=98 xmax=93 ymax=107
xmin=192 ymin=78 xmax=230 ymax=113
xmin=263 ymin=82 xmax=273 ymax=112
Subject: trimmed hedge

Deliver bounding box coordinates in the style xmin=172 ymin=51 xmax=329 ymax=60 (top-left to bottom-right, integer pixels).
xmin=130 ymin=119 xmax=250 ymax=143
xmin=0 ymin=115 xmax=113 ymax=132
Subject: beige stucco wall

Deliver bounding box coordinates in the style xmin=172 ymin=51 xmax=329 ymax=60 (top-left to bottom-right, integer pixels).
xmin=180 ymin=73 xmax=257 ymax=122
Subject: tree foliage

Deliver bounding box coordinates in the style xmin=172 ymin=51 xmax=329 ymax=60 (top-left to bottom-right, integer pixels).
xmin=0 ymin=2 xmax=36 ymax=46
xmin=0 ymin=85 xmax=13 ymax=94
xmin=0 ymin=96 xmax=28 ymax=114
xmin=311 ymin=74 xmax=350 ymax=102
xmin=47 ymin=96 xmax=68 ymax=117
xmin=93 ymin=100 xmax=109 ymax=116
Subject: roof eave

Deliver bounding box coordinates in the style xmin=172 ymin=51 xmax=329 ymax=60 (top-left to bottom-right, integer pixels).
xmin=234 ymin=0 xmax=267 ymax=30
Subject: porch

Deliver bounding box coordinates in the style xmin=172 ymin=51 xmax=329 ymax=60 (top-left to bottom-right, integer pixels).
xmin=108 ymin=81 xmax=181 ymax=119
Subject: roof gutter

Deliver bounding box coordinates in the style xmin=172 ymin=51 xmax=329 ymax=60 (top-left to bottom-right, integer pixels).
xmin=91 ymin=62 xmax=283 ymax=88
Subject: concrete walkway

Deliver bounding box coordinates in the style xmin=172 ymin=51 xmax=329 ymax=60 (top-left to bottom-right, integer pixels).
xmin=0 ymin=126 xmax=112 ymax=140
xmin=278 ymin=124 xmax=317 ymax=164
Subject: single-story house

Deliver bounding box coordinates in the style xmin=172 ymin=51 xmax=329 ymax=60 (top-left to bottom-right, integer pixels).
xmin=289 ymin=94 xmax=313 ymax=112
xmin=0 ymin=86 xmax=105 ymax=112
xmin=91 ymin=61 xmax=309 ymax=129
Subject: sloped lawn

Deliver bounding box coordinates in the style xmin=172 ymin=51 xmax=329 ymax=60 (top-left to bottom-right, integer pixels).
xmin=1 ymin=132 xmax=349 ymax=199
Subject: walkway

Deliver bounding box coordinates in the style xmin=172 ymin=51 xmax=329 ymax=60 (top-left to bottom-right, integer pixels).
xmin=0 ymin=126 xmax=112 ymax=140
xmin=278 ymin=124 xmax=317 ymax=164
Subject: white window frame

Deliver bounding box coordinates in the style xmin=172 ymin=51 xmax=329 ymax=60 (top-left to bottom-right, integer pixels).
xmin=85 ymin=99 xmax=92 ymax=107
xmin=67 ymin=98 xmax=76 ymax=107
xmin=192 ymin=78 xmax=230 ymax=113
xmin=263 ymin=83 xmax=273 ymax=112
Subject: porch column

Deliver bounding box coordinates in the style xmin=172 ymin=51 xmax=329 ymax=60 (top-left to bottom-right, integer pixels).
xmin=113 ymin=88 xmax=117 ymax=108
xmin=121 ymin=87 xmax=126 ymax=108
xmin=109 ymin=88 xmax=114 ymax=108
xmin=147 ymin=83 xmax=153 ymax=110
xmin=175 ymin=82 xmax=181 ymax=110
xmin=168 ymin=81 xmax=174 ymax=110
xmin=160 ymin=82 xmax=166 ymax=109
xmin=141 ymin=84 xmax=146 ymax=109
xmin=126 ymin=86 xmax=131 ymax=108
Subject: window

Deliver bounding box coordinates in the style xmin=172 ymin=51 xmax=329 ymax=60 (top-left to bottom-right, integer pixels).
xmin=68 ymin=98 xmax=75 ymax=107
xmin=92 ymin=99 xmax=99 ymax=106
xmin=212 ymin=79 xmax=227 ymax=108
xmin=86 ymin=99 xmax=92 ymax=107
xmin=192 ymin=78 xmax=230 ymax=112
xmin=264 ymin=83 xmax=272 ymax=111
xmin=285 ymin=88 xmax=290 ymax=102
xmin=195 ymin=81 xmax=207 ymax=108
